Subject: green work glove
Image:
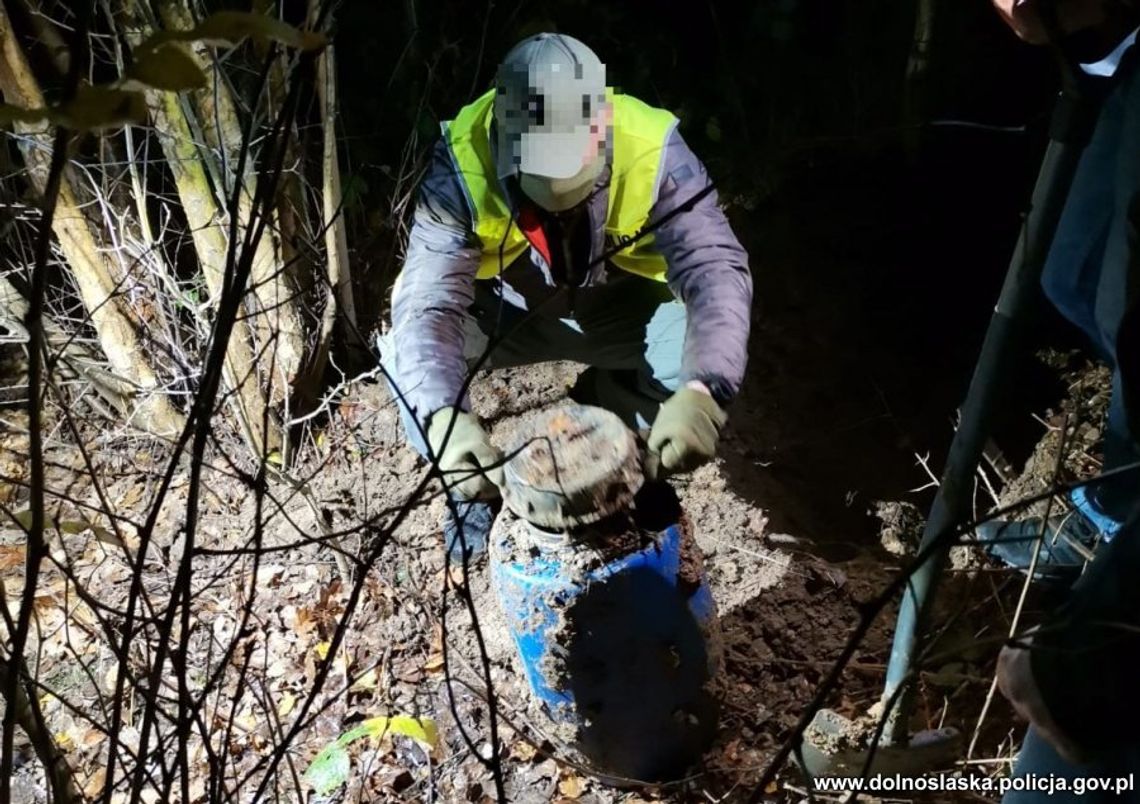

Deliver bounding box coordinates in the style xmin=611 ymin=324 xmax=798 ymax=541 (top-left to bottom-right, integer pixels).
xmin=426 ymin=407 xmax=504 ymax=500
xmin=645 ymin=387 xmax=727 ymax=479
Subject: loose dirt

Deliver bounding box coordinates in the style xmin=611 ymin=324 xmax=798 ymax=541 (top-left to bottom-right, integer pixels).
xmin=3 ymin=332 xmax=1105 ymax=802
xmin=0 ymin=156 xmax=1120 ymax=801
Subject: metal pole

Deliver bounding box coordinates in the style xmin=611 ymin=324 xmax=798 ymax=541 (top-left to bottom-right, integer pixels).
xmin=880 ymin=60 xmax=1106 ymax=746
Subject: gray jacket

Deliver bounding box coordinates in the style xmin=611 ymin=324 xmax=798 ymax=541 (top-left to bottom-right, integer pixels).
xmin=388 ymin=122 xmax=753 ymax=428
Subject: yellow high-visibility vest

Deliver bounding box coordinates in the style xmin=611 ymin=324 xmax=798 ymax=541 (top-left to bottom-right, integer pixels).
xmin=442 ymin=88 xmax=677 ymax=281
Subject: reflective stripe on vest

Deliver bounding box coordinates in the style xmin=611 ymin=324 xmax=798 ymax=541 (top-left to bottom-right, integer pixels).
xmin=443 ymin=88 xmax=677 ymax=282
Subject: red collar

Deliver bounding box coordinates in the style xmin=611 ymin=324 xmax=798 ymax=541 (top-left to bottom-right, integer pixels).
xmin=515 ymin=202 xmax=552 ymax=266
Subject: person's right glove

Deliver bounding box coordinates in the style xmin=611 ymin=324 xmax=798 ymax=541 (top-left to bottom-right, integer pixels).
xmin=426 ymin=407 xmax=504 ymax=500
xmin=645 ymin=386 xmax=727 ymax=479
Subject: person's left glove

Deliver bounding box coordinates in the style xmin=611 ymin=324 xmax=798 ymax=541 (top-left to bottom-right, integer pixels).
xmin=426 ymin=407 xmax=504 ymax=500
xmin=645 ymin=386 xmax=727 ymax=479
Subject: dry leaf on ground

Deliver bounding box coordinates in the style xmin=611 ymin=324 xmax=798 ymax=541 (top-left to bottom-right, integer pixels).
xmin=558 ymin=773 xmax=585 ymax=799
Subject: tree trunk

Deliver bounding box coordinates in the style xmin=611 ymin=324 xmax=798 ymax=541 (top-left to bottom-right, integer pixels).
xmin=156 ymin=0 xmax=306 ymax=399
xmin=112 ymin=0 xmax=281 ymax=454
xmin=320 ymin=44 xmax=358 ymax=331
xmin=148 ymin=87 xmax=282 ymax=454
xmin=0 ymin=0 xmax=184 ymax=437
xmin=312 ymin=41 xmax=359 ymax=378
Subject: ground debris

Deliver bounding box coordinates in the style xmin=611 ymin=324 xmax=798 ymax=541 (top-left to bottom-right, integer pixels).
xmin=872 ymin=499 xmax=923 ymax=557
xmin=2 ymin=333 xmax=1093 ymax=801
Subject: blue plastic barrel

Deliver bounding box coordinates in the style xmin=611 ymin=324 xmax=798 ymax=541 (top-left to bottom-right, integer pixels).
xmin=489 ymin=482 xmax=721 ymax=782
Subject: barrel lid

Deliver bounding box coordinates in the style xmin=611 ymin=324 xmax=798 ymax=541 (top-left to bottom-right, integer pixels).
xmin=501 ymin=404 xmax=643 ymax=529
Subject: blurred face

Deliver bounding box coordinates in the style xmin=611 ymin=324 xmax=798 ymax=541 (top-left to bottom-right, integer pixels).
xmin=518 ymin=101 xmax=611 ymax=212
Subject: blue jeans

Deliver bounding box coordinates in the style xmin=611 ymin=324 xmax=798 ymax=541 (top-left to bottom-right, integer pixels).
xmin=380 ymin=273 xmax=686 ymax=457
xmin=1041 ymin=57 xmax=1140 ymax=523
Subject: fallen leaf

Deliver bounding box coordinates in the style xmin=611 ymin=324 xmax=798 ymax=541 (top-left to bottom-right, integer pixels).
xmin=351 ymin=667 xmax=379 ymax=692
xmin=353 ymin=715 xmax=437 ymax=748
xmin=34 ymin=593 xmax=62 ymax=613
xmin=314 ymin=641 xmax=331 ymax=661
xmin=233 ymin=711 xmax=258 ymax=733
xmin=83 ymin=767 xmax=107 ymax=798
xmin=293 ymin=607 xmax=317 ymax=637
xmin=303 ymin=715 xmax=437 ymax=795
xmin=303 ymin=741 xmax=351 ymax=796
xmin=277 ymin=691 xmax=296 ymax=718
xmin=68 ymin=601 xmax=97 ymax=628
xmin=117 ymin=483 xmax=145 ymax=512
xmin=423 ymin=653 xmax=445 ymax=673
xmin=558 ymin=774 xmax=584 ymax=799
xmin=512 ymin=740 xmax=538 ymax=762
xmin=0 ymin=545 xmax=24 ymax=571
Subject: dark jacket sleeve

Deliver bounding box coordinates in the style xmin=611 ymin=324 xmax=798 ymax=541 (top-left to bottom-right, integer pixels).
xmin=1029 ymin=176 xmax=1140 ymax=759
xmin=387 ymin=137 xmax=481 ymax=428
xmin=651 ymin=128 xmax=754 ymax=405
xmin=1119 ymin=192 xmax=1140 ymax=438
xmin=1031 ymin=508 xmax=1140 ymax=755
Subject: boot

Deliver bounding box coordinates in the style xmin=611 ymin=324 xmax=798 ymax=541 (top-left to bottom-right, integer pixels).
xmin=443 ymin=494 xmax=500 ymax=563
xmin=975 ymin=487 xmax=1123 ymax=583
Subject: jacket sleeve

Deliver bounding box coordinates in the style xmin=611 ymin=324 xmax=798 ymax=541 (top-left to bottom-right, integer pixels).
xmin=1032 ymin=191 xmax=1140 ymax=756
xmin=388 ymin=136 xmax=481 ymax=428
xmin=650 ymin=128 xmax=753 ymax=405
xmin=1119 ymin=192 xmax=1140 ymax=437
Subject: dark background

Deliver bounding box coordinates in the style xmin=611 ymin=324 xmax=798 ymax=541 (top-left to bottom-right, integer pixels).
xmin=333 ymin=0 xmax=1083 ymax=546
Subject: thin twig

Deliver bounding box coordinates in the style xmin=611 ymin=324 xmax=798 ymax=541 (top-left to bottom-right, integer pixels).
xmin=966 ymin=415 xmax=1070 ymax=760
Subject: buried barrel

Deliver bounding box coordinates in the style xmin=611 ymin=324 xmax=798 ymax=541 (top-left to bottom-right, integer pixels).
xmin=489 ymin=404 xmax=722 ymax=782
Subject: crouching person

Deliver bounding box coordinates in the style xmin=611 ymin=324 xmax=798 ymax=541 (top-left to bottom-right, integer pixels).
xmin=376 ymin=33 xmax=752 ymax=561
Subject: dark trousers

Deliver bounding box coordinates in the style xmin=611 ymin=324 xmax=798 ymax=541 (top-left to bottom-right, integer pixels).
xmin=1005 ymin=728 xmax=1140 ymax=803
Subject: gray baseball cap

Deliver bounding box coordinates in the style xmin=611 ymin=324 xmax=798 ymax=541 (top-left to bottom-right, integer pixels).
xmin=493 ymin=33 xmax=607 ymax=181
